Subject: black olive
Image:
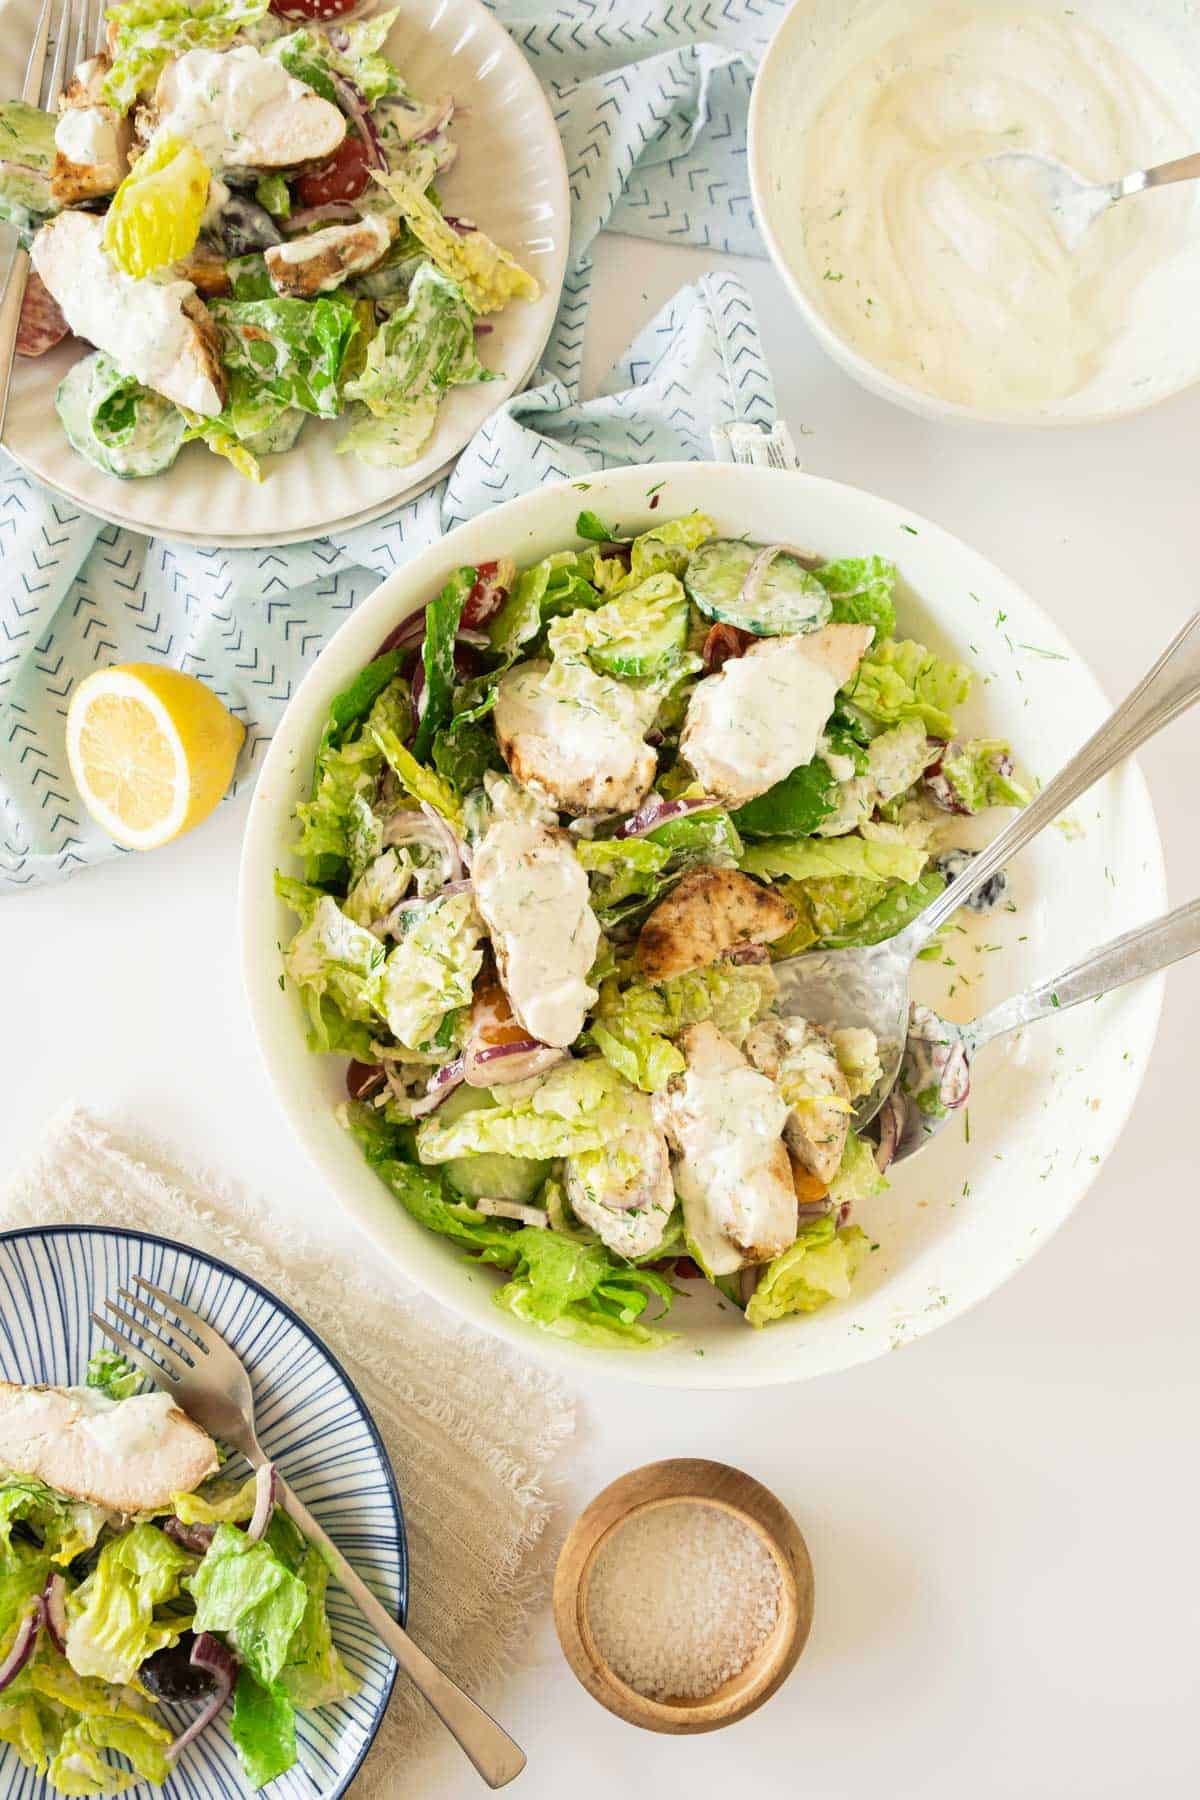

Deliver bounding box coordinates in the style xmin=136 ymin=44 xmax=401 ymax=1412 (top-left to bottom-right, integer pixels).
xmin=217 ymin=197 xmax=285 ymax=257
xmin=139 ymin=1632 xmax=217 ymax=1702
xmin=934 ymin=849 xmax=1010 ymax=914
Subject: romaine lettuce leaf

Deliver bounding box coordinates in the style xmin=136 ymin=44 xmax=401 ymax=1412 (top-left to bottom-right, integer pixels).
xmin=488 ymin=550 xmax=600 ymax=657
xmin=740 ymin=833 xmax=929 ymax=887
xmin=586 ymin=959 xmax=776 ymax=1092
xmin=0 ymin=1479 xmax=107 ymax=1568
xmin=230 ymin=1670 xmax=296 ymax=1789
xmin=104 ymin=0 xmax=270 ymax=113
xmin=418 ymin=1060 xmax=638 ymax=1162
xmin=371 ymin=721 xmax=465 ymax=829
xmin=829 ymin=1132 xmax=888 ymax=1209
xmin=293 ymin=671 xmax=408 ymax=883
xmin=625 ymin=513 xmax=714 ymax=585
xmin=817 ymin=867 xmax=945 ymax=948
xmin=844 ymin=638 xmax=970 ymax=739
xmin=376 ymin=888 xmax=484 ymax=1051
xmin=0 ymin=102 xmax=59 ymax=243
xmin=935 ymin=739 xmax=1030 ymax=812
xmin=370 ymin=170 xmax=539 ymax=314
xmin=171 ymin=1474 xmax=258 ymax=1526
xmin=0 ymin=1539 xmax=51 ymax=1651
xmin=85 ymin=1348 xmax=140 ymax=1402
xmin=575 ymin=808 xmax=741 ymax=926
xmin=493 ymin=1234 xmax=674 ymax=1348
xmin=732 ymin=758 xmax=837 ymax=839
xmin=813 ymin=555 xmax=897 ymax=637
xmin=432 ymin=712 xmax=505 ymax=798
xmin=341 ymin=263 xmax=492 ymax=468
xmin=186 ymin=1522 xmax=306 ymax=1688
xmin=270 ymin=8 xmax=402 ymax=106
xmin=279 ymin=1544 xmax=358 ymax=1709
xmin=278 ymin=880 xmax=387 ymax=1030
xmin=64 ymin=1524 xmax=194 ymax=1685
xmin=47 ymin=1712 xmax=171 ymax=1793
xmin=745 ymin=1219 xmax=869 ymax=1326
xmin=546 ymin=572 xmax=689 ymax=680
xmin=412 ymin=566 xmax=475 ymax=761
xmin=209 ymin=296 xmax=361 ymax=419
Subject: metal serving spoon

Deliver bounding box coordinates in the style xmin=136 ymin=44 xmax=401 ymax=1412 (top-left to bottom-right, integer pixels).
xmin=774 ymin=610 xmax=1200 ymax=1131
xmin=987 ymin=148 xmax=1200 ymax=249
xmin=878 ymin=894 xmax=1200 ymax=1170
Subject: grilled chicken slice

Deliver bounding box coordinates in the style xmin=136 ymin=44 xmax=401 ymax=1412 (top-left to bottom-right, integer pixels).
xmin=681 ymin=623 xmax=874 ymax=808
xmin=50 ymin=55 xmax=131 ymax=204
xmin=0 ymin=1383 xmax=218 ymax=1514
xmin=654 ymin=1022 xmax=796 ymax=1275
xmin=32 ymin=211 xmax=227 ymax=415
xmin=745 ymin=1016 xmax=851 ymax=1185
xmin=637 ymin=867 xmax=795 ymax=981
xmin=173 ymin=245 xmax=234 ymax=299
xmin=265 ymin=216 xmax=395 ymax=297
xmin=564 ymin=1117 xmax=676 ymax=1260
xmin=154 ymin=46 xmax=346 ymax=171
xmin=494 ymin=660 xmax=658 ymax=818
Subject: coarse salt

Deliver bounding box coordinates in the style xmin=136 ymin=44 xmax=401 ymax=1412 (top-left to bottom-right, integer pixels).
xmin=584 ymin=1501 xmax=782 ymax=1701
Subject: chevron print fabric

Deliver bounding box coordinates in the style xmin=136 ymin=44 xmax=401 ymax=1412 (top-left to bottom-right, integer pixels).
xmin=0 ymin=0 xmax=783 ymax=887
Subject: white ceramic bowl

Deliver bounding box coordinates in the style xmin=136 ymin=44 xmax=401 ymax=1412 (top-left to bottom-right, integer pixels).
xmin=240 ymin=463 xmax=1166 ymax=1387
xmin=749 ymin=0 xmax=1200 ymax=427
xmin=0 ymin=0 xmax=568 ymax=545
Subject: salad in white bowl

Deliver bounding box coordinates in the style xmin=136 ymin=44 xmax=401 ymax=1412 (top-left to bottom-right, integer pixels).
xmin=272 ymin=503 xmax=1032 ymax=1351
xmin=1 ymin=0 xmax=539 ymax=483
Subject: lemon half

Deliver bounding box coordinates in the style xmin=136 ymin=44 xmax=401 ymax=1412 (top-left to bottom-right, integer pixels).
xmin=66 ymin=664 xmax=245 ymax=852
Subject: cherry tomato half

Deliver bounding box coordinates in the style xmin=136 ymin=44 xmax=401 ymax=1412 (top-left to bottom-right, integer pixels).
xmin=294 ymin=133 xmax=372 ymax=208
xmin=271 ymin=0 xmax=360 ymax=20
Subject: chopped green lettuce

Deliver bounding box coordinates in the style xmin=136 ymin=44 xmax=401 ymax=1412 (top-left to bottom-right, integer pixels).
xmin=103 ymin=0 xmax=270 ymax=113
xmin=370 ymin=170 xmax=539 ymax=314
xmin=0 ymin=102 xmax=59 ymax=243
xmin=587 ymin=959 xmax=776 ymax=1092
xmin=745 ymin=1220 xmax=869 ymax=1326
xmin=341 ymin=263 xmax=492 ymax=468
xmin=417 ymin=1059 xmax=636 ymax=1162
xmin=64 ymin=1524 xmax=194 ymax=1685
xmin=371 ymin=721 xmax=465 ymax=829
xmin=209 ymin=297 xmax=361 ymax=420
xmin=818 ymin=868 xmax=945 ymax=948
xmin=829 ymin=1132 xmax=889 ymax=1210
xmin=488 ymin=550 xmax=600 ymax=657
xmin=278 ymin=880 xmax=387 ymax=1037
xmin=935 ymin=739 xmax=1030 ymax=812
xmin=85 ymin=1349 xmax=140 ymax=1402
xmin=376 ymin=889 xmax=484 ymax=1051
xmin=732 ymin=759 xmax=838 ymax=839
xmin=575 ymin=808 xmax=741 ymax=926
xmin=0 ymin=1480 xmax=107 ymax=1569
xmin=270 ymin=8 xmax=402 ymax=106
xmin=171 ymin=1474 xmax=258 ymax=1526
xmin=412 ymin=566 xmax=476 ymax=761
xmin=290 ymin=672 xmax=408 ymax=885
xmin=186 ymin=1522 xmax=306 ymax=1688
xmin=813 ymin=555 xmax=898 ymax=637
xmin=844 ymin=638 xmax=970 ymax=739
xmin=740 ymin=833 xmax=929 ymax=888
xmin=230 ymin=1670 xmax=297 ymax=1789
xmin=546 ymin=572 xmax=689 ymax=680
xmin=625 ymin=513 xmax=715 ymax=585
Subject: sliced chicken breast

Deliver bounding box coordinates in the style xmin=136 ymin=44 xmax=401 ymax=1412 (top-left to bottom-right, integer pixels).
xmin=654 ymin=1021 xmax=796 ymax=1275
xmin=471 ymin=775 xmax=601 ymax=1047
xmin=154 ymin=46 xmax=346 ymax=171
xmin=681 ymin=623 xmax=874 ymax=808
xmin=32 ymin=211 xmax=226 ymax=416
xmin=565 ymin=1117 xmax=676 ymax=1260
xmin=494 ymin=660 xmax=658 ymax=817
xmin=265 ymin=216 xmax=395 ymax=297
xmin=637 ymin=866 xmax=795 ymax=981
xmin=745 ymin=1016 xmax=850 ymax=1185
xmin=0 ymin=1383 xmax=218 ymax=1514
xmin=51 ymin=55 xmax=131 ymax=204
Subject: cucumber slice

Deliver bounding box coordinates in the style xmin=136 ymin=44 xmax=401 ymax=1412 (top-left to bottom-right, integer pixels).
xmin=589 ymin=595 xmax=688 ymax=677
xmin=56 ymin=353 xmax=187 ymax=481
xmin=685 ymin=538 xmax=832 ymax=636
xmin=444 ymin=1151 xmax=552 ymax=1203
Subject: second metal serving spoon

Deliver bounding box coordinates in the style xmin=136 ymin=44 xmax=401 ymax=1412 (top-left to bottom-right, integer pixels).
xmin=985 ymin=148 xmax=1200 ymax=249
xmin=877 ymin=895 xmax=1200 ymax=1170
xmin=774 ymin=610 xmax=1200 ymax=1130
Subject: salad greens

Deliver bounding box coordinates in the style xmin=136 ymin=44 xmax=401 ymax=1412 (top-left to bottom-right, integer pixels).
xmin=2 ymin=0 xmax=540 ymax=485
xmin=277 ymin=512 xmax=1029 ymax=1351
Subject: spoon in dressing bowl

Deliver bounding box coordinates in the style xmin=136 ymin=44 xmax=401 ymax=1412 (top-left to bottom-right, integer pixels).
xmin=773 ymin=611 xmax=1200 ymax=1132
xmin=986 ymin=148 xmax=1200 ymax=249
xmin=874 ymin=895 xmax=1200 ymax=1172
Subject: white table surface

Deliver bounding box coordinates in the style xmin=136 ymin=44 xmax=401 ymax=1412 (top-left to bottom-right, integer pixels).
xmin=5 ymin=229 xmax=1200 ymax=1800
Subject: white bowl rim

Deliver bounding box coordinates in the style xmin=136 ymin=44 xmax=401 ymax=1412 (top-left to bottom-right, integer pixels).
xmin=747 ymin=0 xmax=1200 ymax=430
xmin=238 ymin=460 xmax=1167 ymax=1389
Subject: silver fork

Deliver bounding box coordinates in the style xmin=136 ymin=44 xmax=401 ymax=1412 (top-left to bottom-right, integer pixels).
xmin=0 ymin=0 xmax=104 ymax=436
xmin=91 ymin=1277 xmax=527 ymax=1790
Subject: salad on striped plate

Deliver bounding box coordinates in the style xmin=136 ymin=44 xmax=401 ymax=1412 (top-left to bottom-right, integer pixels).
xmin=275 ymin=510 xmax=1028 ymax=1349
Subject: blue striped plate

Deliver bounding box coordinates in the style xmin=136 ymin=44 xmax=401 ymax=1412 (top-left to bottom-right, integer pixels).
xmin=0 ymin=1225 xmax=407 ymax=1800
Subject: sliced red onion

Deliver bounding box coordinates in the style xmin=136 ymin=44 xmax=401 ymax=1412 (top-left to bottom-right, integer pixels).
xmin=163 ymin=1517 xmax=216 ymax=1555
xmin=282 ymin=201 xmax=362 ymax=233
xmin=246 ymin=1466 xmax=277 ymax=1545
xmin=834 ymin=1200 xmax=852 ymax=1229
xmin=346 ymin=1059 xmax=386 ymax=1101
xmin=0 ymin=1604 xmax=41 ymax=1693
xmin=375 ymin=607 xmax=430 ymax=657
xmin=726 ymin=943 xmax=769 ymax=965
xmin=382 ymin=809 xmax=463 ymax=884
xmin=615 ymin=794 xmax=720 ymax=840
xmin=419 ymin=802 xmax=464 ymax=883
xmin=795 ymin=1199 xmax=834 ymax=1222
xmin=327 ymin=70 xmax=387 ymax=170
xmin=443 ymin=214 xmax=475 ymax=235
xmin=463 ymin=1038 xmax=567 ymax=1088
xmin=475 ymin=1197 xmax=549 ymax=1227
xmin=409 ymin=1056 xmax=466 ymax=1118
xmin=166 ymin=1634 xmax=238 ymax=1762
xmin=939 ymin=1042 xmax=972 ymax=1112
xmin=472 ymin=321 xmax=494 ymax=338
xmin=41 ymin=1575 xmax=67 ymax=1655
xmin=412 ymin=95 xmax=455 ymax=143
xmin=874 ymin=1093 xmax=906 ymax=1173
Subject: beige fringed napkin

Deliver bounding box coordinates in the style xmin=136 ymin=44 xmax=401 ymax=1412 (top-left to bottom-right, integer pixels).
xmin=2 ymin=1106 xmax=575 ymax=1796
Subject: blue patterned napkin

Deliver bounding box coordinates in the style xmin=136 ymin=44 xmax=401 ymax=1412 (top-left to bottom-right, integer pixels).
xmin=0 ymin=0 xmax=782 ymax=888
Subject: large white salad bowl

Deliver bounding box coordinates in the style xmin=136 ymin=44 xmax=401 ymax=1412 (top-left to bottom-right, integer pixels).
xmin=239 ymin=463 xmax=1166 ymax=1388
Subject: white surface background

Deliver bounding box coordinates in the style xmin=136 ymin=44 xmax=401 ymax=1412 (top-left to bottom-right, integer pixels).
xmin=4 ymin=229 xmax=1200 ymax=1798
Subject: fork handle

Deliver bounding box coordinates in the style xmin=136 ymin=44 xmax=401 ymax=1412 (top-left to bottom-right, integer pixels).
xmin=271 ymin=1473 xmax=526 ymax=1789
xmin=0 ymin=246 xmax=31 ymax=440
xmin=1130 ymin=152 xmax=1200 ymax=195
xmin=971 ymin=895 xmax=1200 ymax=1046
xmin=902 ymin=610 xmax=1200 ymax=948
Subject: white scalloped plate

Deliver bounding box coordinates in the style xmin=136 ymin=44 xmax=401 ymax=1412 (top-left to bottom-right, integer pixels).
xmin=0 ymin=0 xmax=568 ymax=545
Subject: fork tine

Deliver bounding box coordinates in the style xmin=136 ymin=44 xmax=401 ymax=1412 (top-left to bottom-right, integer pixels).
xmin=130 ymin=1276 xmax=223 ymax=1356
xmin=74 ymin=0 xmax=95 ymax=70
xmin=21 ymin=0 xmax=56 ymax=106
xmin=116 ymin=1288 xmax=206 ymax=1362
xmin=89 ymin=1315 xmax=183 ymax=1390
xmin=92 ymin=0 xmax=106 ymax=58
xmin=45 ymin=0 xmax=76 ymax=109
xmin=100 ymin=1299 xmax=196 ymax=1375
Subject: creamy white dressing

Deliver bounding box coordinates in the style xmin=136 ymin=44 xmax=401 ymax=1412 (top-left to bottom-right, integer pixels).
xmin=155 ymin=44 xmax=344 ymax=169
xmin=658 ymin=1025 xmax=794 ymax=1275
xmin=32 ymin=213 xmax=223 ymax=415
xmin=472 ymin=805 xmax=600 ymax=1047
xmin=65 ymin=1387 xmax=183 ymax=1460
xmin=565 ymin=1121 xmax=675 ymax=1259
xmin=798 ymin=4 xmax=1190 ymax=409
xmin=54 ymin=106 xmax=117 ymax=169
xmin=681 ymin=635 xmax=843 ymax=807
xmin=272 ymin=216 xmax=392 ymax=267
xmin=495 ymin=660 xmax=658 ymax=815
